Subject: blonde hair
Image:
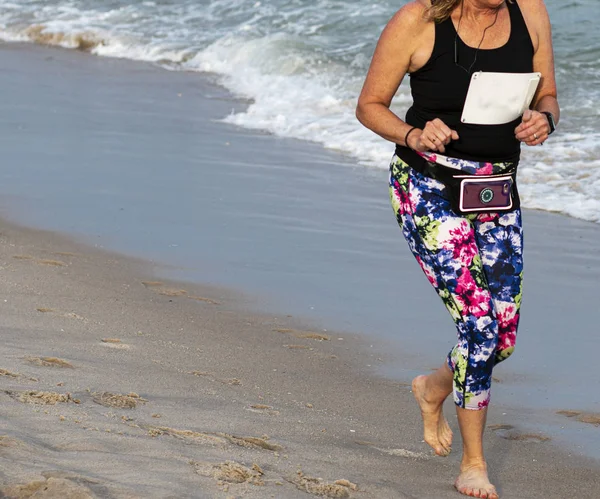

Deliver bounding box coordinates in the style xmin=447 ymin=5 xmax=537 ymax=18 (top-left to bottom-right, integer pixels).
xmin=426 ymin=0 xmax=513 ymax=23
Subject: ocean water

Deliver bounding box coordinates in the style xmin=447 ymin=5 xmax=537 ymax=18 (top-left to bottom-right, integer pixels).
xmin=0 ymin=6 xmax=599 ymax=461
xmin=0 ymin=0 xmax=598 ymax=223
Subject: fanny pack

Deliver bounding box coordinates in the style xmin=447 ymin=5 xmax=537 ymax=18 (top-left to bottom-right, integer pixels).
xmin=413 ymin=152 xmax=520 ymax=214
xmin=450 ymin=171 xmax=516 ymax=213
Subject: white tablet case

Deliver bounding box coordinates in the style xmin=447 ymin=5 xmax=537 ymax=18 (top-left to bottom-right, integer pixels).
xmin=461 ymin=72 xmax=541 ymax=125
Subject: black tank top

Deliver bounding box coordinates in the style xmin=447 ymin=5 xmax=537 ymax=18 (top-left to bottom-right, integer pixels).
xmin=396 ymin=0 xmax=534 ymax=164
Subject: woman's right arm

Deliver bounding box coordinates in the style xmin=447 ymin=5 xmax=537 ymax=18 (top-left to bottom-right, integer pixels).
xmin=356 ymin=0 xmax=458 ymax=153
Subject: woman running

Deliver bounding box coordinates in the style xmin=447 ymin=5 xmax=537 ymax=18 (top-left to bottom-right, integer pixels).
xmin=356 ymin=1 xmax=559 ymax=497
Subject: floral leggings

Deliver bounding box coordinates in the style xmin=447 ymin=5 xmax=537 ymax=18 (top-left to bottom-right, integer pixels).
xmin=389 ymin=155 xmax=523 ymax=410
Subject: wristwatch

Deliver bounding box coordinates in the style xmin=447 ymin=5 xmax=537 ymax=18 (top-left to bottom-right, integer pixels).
xmin=542 ymin=111 xmax=556 ymax=135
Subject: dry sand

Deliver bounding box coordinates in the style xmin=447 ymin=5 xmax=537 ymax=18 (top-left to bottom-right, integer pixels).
xmin=0 ymin=217 xmax=599 ymax=499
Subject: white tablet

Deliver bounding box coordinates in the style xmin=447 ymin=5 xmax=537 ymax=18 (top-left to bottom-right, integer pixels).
xmin=460 ymin=71 xmax=542 ymax=125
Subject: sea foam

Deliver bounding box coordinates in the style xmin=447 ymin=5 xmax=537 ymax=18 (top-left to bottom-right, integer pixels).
xmin=0 ymin=0 xmax=598 ymax=224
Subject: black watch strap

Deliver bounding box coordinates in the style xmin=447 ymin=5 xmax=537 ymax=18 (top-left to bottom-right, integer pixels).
xmin=542 ymin=111 xmax=556 ymax=135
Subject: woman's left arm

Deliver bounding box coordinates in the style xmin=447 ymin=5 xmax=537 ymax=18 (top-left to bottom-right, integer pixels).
xmin=515 ymin=0 xmax=559 ymax=146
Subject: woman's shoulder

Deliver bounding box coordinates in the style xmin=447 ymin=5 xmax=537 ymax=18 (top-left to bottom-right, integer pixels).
xmin=515 ymin=0 xmax=550 ymax=22
xmin=386 ymin=0 xmax=432 ymax=35
xmin=514 ymin=0 xmax=551 ymax=50
xmin=398 ymin=0 xmax=432 ymax=19
xmin=516 ymin=0 xmax=549 ymax=13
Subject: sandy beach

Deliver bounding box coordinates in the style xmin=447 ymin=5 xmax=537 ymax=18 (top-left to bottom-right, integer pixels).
xmin=1 ymin=204 xmax=599 ymax=499
xmin=0 ymin=42 xmax=599 ymax=498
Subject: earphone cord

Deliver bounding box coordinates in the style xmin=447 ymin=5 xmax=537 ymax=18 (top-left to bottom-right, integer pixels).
xmin=454 ymin=0 xmax=502 ymax=75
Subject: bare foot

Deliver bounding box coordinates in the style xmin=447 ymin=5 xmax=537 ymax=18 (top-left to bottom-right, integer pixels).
xmin=455 ymin=465 xmax=499 ymax=499
xmin=412 ymin=375 xmax=453 ymax=456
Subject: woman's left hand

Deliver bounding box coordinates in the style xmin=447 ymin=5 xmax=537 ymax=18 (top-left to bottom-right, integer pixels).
xmin=515 ymin=109 xmax=550 ymax=146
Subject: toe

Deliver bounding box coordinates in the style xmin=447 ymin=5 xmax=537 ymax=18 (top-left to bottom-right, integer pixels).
xmin=440 ymin=433 xmax=452 ymax=449
xmin=456 ymin=485 xmax=470 ymax=496
xmin=456 ymin=485 xmax=490 ymax=498
xmin=424 ymin=435 xmax=447 ymax=457
xmin=433 ymin=443 xmax=450 ymax=457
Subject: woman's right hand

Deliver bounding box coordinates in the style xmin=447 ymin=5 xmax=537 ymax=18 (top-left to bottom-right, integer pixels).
xmin=408 ymin=118 xmax=459 ymax=154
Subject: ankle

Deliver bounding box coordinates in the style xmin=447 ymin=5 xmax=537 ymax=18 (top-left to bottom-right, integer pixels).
xmin=460 ymin=458 xmax=488 ymax=473
xmin=422 ymin=390 xmax=444 ymax=406
xmin=415 ymin=376 xmax=445 ymax=404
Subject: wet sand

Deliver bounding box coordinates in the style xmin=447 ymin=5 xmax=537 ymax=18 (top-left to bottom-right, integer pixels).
xmin=0 ymin=42 xmax=599 ymax=498
xmin=1 ymin=211 xmax=599 ymax=499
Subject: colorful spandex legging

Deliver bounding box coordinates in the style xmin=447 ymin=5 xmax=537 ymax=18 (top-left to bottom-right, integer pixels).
xmin=389 ymin=155 xmax=523 ymax=410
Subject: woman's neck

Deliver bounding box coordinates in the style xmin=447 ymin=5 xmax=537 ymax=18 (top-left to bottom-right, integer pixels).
xmin=460 ymin=0 xmax=505 ymax=22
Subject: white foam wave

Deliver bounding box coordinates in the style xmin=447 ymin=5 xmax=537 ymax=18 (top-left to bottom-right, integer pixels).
xmin=520 ymin=133 xmax=600 ymax=223
xmin=0 ymin=0 xmax=598 ymax=225
xmin=188 ymin=33 xmax=600 ymax=227
xmin=185 ymin=34 xmax=407 ymax=166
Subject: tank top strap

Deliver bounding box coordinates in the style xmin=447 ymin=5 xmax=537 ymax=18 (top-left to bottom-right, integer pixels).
xmin=429 ymin=15 xmax=456 ymax=59
xmin=506 ymin=0 xmax=534 ymax=52
xmin=508 ymin=0 xmax=525 ymax=24
xmin=435 ymin=14 xmax=457 ymax=45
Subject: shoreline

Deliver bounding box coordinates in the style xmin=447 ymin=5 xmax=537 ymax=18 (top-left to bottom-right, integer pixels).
xmin=1 ymin=212 xmax=599 ymax=498
xmin=2 ymin=40 xmax=600 ymax=444
xmin=0 ymin=41 xmax=599 ymax=497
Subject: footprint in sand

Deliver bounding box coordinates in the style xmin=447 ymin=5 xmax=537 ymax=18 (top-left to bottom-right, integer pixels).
xmin=576 ymin=414 xmax=600 ymax=425
xmin=1 ymin=476 xmax=96 ymax=499
xmin=273 ymin=328 xmax=331 ymax=341
xmin=0 ymin=369 xmax=21 ymax=379
xmin=191 ymin=460 xmax=265 ymax=486
xmin=142 ymin=281 xmax=186 ymax=297
xmin=92 ymin=392 xmax=146 ymax=409
xmin=502 ymin=433 xmax=550 ymax=442
xmin=192 ymin=462 xmax=357 ymax=498
xmin=141 ymin=281 xmax=220 ymax=305
xmin=0 ymin=369 xmax=38 ymax=382
xmin=487 ymin=424 xmax=513 ymax=431
xmin=12 ymin=255 xmax=70 ymax=268
xmin=188 ymin=295 xmax=220 ymax=305
xmin=145 ymin=425 xmax=282 ymax=451
xmin=222 ymin=434 xmax=282 ymax=451
xmin=12 ymin=255 xmax=34 ymax=261
xmin=6 ymin=390 xmax=80 ymax=405
xmin=354 ymin=440 xmax=430 ymax=460
xmin=53 ymin=251 xmax=78 ymax=257
xmin=25 ymin=357 xmax=74 ymax=369
xmin=37 ymin=259 xmax=67 ymax=267
xmin=100 ymin=338 xmax=131 ymax=350
xmin=146 ymin=426 xmax=228 ymax=446
xmin=488 ymin=424 xmax=550 ymax=442
xmin=158 ymin=288 xmax=188 ymax=297
xmin=287 ymin=472 xmax=358 ymax=498
xmin=247 ymin=404 xmax=281 ymax=416
xmin=557 ymin=410 xmax=600 ymax=426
